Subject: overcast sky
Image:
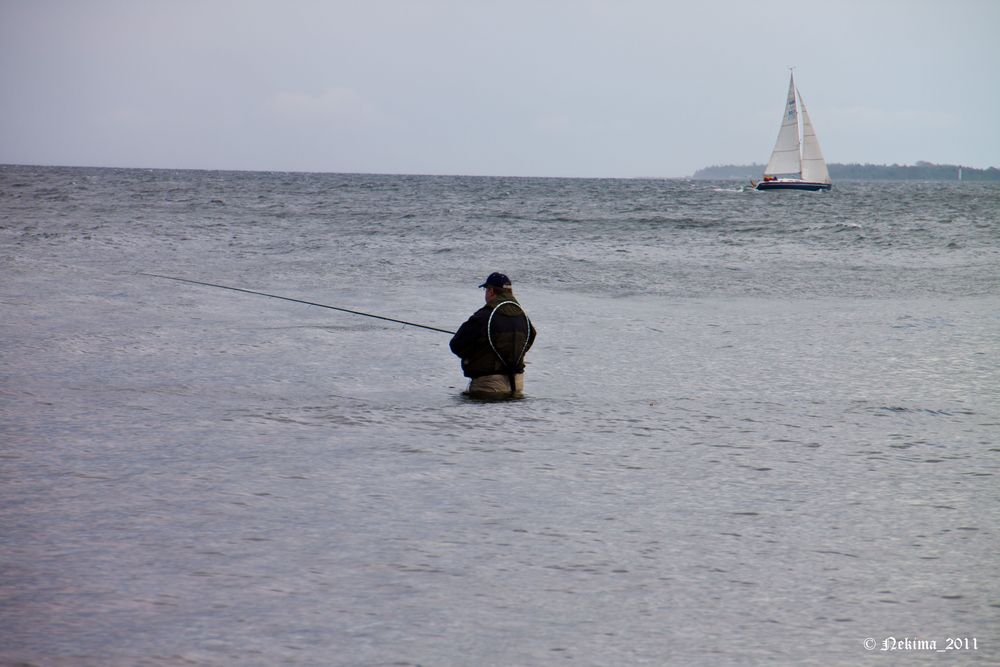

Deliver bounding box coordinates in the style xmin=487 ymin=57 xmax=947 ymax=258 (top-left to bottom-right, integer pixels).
xmin=1 ymin=0 xmax=997 ymax=177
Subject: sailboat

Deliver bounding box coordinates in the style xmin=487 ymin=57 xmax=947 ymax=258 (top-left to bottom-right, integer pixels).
xmin=753 ymin=71 xmax=832 ymax=191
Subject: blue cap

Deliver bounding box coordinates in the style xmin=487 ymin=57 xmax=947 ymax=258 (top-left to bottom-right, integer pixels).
xmin=478 ymin=272 xmax=511 ymax=289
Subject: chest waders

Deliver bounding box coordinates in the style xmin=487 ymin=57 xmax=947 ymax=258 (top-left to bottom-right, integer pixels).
xmin=486 ymin=301 xmax=532 ymax=396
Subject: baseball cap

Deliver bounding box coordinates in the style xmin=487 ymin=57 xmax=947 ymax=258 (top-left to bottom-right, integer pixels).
xmin=478 ymin=272 xmax=512 ymax=289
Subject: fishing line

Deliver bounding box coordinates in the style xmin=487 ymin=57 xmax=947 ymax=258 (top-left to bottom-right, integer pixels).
xmin=140 ymin=273 xmax=455 ymax=335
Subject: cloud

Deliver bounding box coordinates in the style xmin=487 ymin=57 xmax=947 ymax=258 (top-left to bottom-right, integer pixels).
xmin=265 ymin=87 xmax=395 ymax=128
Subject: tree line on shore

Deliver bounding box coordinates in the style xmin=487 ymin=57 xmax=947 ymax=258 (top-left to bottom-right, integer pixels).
xmin=692 ymin=162 xmax=1000 ymax=181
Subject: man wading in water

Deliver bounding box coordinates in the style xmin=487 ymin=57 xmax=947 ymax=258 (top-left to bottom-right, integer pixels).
xmin=450 ymin=272 xmax=536 ymax=398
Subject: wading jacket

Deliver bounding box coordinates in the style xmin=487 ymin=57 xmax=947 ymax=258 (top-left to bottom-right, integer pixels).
xmin=450 ymin=294 xmax=536 ymax=379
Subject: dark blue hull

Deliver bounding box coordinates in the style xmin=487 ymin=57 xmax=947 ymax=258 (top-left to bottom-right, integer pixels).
xmin=754 ymin=180 xmax=832 ymax=191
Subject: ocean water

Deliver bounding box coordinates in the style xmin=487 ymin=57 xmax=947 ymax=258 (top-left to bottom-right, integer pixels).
xmin=1 ymin=165 xmax=998 ymax=666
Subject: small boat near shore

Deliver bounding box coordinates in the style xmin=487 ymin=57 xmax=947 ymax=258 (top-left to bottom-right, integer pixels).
xmin=752 ymin=71 xmax=832 ymax=192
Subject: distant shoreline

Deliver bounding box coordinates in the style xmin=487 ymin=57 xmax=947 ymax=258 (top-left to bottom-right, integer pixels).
xmin=693 ymin=162 xmax=1000 ymax=181
xmin=4 ymin=162 xmax=999 ymax=182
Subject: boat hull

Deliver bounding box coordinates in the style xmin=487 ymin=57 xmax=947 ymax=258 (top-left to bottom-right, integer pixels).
xmin=755 ymin=179 xmax=831 ymax=192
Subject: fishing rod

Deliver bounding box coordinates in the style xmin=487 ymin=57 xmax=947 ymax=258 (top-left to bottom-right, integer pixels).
xmin=140 ymin=273 xmax=455 ymax=335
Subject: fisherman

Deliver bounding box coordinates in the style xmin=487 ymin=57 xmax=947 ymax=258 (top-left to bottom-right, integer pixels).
xmin=450 ymin=272 xmax=537 ymax=398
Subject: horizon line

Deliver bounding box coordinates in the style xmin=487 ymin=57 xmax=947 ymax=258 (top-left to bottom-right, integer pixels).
xmin=3 ymin=160 xmax=997 ymax=179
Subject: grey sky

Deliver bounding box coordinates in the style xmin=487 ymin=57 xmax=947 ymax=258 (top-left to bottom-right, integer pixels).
xmin=2 ymin=0 xmax=997 ymax=177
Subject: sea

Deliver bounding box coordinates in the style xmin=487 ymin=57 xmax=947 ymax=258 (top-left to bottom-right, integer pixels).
xmin=1 ymin=165 xmax=998 ymax=666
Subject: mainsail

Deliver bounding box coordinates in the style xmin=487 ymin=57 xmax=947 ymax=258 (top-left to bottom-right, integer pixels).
xmin=799 ymin=91 xmax=831 ymax=184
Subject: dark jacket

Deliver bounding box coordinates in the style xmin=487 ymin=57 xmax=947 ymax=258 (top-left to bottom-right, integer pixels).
xmin=450 ymin=294 xmax=537 ymax=379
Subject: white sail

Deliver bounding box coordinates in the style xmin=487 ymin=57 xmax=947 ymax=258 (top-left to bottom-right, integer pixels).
xmin=763 ymin=73 xmax=801 ymax=177
xmin=798 ymin=90 xmax=831 ymax=184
